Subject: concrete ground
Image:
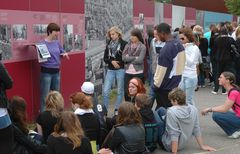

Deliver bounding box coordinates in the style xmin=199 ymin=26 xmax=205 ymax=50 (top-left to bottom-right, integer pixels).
xmin=108 ymin=86 xmax=240 ymax=154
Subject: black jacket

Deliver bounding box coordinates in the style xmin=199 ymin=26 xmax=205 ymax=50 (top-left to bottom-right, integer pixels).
xmin=103 ymin=38 xmax=127 ymax=70
xmin=106 ymin=124 xmax=146 ymax=154
xmin=13 ymin=124 xmax=47 ymax=154
xmin=0 ymin=62 xmax=13 ymax=108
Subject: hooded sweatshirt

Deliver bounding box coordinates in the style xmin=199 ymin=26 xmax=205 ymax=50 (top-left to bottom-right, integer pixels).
xmin=162 ymin=104 xmax=201 ymax=152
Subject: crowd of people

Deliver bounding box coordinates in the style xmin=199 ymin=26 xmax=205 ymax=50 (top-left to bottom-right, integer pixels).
xmin=1 ymin=21 xmax=240 ymax=154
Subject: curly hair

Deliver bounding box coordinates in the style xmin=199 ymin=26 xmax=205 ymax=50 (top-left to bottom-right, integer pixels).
xmin=168 ymin=88 xmax=186 ymax=105
xmin=70 ymin=92 xmax=93 ymax=109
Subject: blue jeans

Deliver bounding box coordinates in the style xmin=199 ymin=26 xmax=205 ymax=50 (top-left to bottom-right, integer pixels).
xmin=149 ymin=74 xmax=155 ymax=105
xmin=103 ymin=69 xmax=125 ymax=110
xmin=40 ymin=72 xmax=60 ymax=112
xmin=212 ymin=111 xmax=240 ymax=136
xmin=156 ymin=107 xmax=167 ymax=140
xmin=179 ymin=76 xmax=197 ymax=105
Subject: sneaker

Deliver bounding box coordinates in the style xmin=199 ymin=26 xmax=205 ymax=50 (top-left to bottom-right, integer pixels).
xmin=211 ymin=91 xmax=218 ymax=95
xmin=222 ymin=92 xmax=228 ymax=95
xmin=228 ymin=131 xmax=240 ymax=139
xmin=114 ymin=109 xmax=118 ymax=116
xmin=201 ymin=85 xmax=206 ymax=88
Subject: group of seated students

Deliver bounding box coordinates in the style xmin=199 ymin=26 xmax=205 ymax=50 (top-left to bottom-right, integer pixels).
xmin=9 ymin=71 xmax=240 ymax=154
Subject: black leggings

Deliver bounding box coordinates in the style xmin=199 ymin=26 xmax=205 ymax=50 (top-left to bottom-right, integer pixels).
xmin=0 ymin=125 xmax=13 ymax=154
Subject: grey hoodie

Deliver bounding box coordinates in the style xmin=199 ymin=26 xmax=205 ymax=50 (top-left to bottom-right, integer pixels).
xmin=162 ymin=104 xmax=201 ymax=152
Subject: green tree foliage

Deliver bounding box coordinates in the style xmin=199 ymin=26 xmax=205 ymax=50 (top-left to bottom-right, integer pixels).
xmin=225 ymin=0 xmax=240 ymax=15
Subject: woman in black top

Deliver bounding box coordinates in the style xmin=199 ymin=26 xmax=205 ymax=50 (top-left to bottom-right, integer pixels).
xmin=47 ymin=111 xmax=93 ymax=154
xmin=36 ymin=91 xmax=64 ymax=143
xmin=9 ymin=96 xmax=47 ymax=154
xmin=103 ymin=26 xmax=127 ymax=113
xmin=103 ymin=102 xmax=146 ymax=153
xmin=0 ymin=61 xmax=13 ymax=154
xmin=70 ymin=92 xmax=100 ymax=153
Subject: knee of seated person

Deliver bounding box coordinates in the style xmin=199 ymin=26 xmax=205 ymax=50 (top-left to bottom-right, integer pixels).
xmin=157 ymin=107 xmax=167 ymax=116
xmin=212 ymin=112 xmax=222 ymax=121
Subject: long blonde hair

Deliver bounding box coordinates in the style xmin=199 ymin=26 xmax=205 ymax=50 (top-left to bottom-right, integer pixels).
xmin=45 ymin=91 xmax=64 ymax=117
xmin=53 ymin=111 xmax=84 ymax=149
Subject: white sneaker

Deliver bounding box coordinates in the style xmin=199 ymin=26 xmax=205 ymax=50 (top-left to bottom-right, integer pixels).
xmin=228 ymin=131 xmax=240 ymax=139
xmin=222 ymin=92 xmax=228 ymax=95
xmin=211 ymin=91 xmax=218 ymax=95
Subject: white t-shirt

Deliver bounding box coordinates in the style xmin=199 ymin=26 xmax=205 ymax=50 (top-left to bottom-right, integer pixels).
xmin=182 ymin=43 xmax=201 ymax=78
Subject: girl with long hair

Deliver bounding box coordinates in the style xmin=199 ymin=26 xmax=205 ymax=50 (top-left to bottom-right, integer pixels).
xmin=103 ymin=102 xmax=147 ymax=153
xmin=47 ymin=111 xmax=93 ymax=154
xmin=9 ymin=96 xmax=47 ymax=154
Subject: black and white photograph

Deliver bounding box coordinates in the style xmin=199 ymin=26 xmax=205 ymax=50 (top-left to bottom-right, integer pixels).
xmin=74 ymin=34 xmax=83 ymax=51
xmin=12 ymin=24 xmax=27 ymax=40
xmin=0 ymin=24 xmax=12 ymax=60
xmin=85 ymin=0 xmax=133 ymax=95
xmin=33 ymin=24 xmax=47 ymax=35
xmin=63 ymin=24 xmax=74 ymax=52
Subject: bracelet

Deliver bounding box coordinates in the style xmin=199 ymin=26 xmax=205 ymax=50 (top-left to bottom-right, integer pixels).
xmin=208 ymin=108 xmax=213 ymax=112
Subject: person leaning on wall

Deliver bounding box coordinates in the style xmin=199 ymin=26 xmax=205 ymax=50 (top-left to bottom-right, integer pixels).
xmin=39 ymin=22 xmax=69 ymax=112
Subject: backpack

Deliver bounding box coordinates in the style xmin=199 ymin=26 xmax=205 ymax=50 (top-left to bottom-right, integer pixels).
xmin=228 ymin=87 xmax=240 ymax=111
xmin=230 ymin=43 xmax=240 ymax=67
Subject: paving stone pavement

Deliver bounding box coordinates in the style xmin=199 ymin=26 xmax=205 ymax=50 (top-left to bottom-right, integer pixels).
xmin=108 ymin=86 xmax=240 ymax=154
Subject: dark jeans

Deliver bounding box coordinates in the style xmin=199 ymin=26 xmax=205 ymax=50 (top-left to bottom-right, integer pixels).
xmin=124 ymin=73 xmax=144 ymax=102
xmin=156 ymin=107 xmax=167 ymax=150
xmin=213 ymin=61 xmax=236 ymax=93
xmin=212 ymin=111 xmax=240 ymax=136
xmin=155 ymin=90 xmax=172 ymax=110
xmin=0 ymin=125 xmax=13 ymax=154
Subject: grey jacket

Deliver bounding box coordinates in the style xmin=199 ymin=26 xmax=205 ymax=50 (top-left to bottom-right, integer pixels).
xmin=162 ymin=104 xmax=201 ymax=152
xmin=149 ymin=38 xmax=165 ymax=74
xmin=122 ymin=42 xmax=146 ymax=72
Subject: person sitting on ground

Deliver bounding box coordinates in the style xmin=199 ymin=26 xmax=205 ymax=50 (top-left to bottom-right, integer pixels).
xmin=47 ymin=111 xmax=93 ymax=154
xmin=202 ymin=71 xmax=240 ymax=139
xmin=70 ymin=92 xmax=100 ymax=152
xmin=81 ymin=81 xmax=108 ymax=147
xmin=9 ymin=96 xmax=47 ymax=154
xmin=135 ymin=93 xmax=155 ymax=124
xmin=135 ymin=93 xmax=159 ymax=152
xmin=102 ymin=102 xmax=147 ymax=153
xmin=127 ymin=77 xmax=146 ymax=103
xmin=36 ymin=91 xmax=64 ymax=143
xmin=157 ymin=88 xmax=216 ymax=154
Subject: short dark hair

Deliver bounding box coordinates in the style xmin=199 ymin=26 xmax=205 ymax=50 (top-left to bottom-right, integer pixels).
xmin=168 ymin=88 xmax=186 ymax=105
xmin=47 ymin=23 xmax=60 ymax=35
xmin=155 ymin=23 xmax=171 ymax=34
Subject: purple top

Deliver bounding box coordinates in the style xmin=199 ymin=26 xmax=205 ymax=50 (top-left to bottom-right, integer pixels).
xmin=40 ymin=40 xmax=65 ymax=69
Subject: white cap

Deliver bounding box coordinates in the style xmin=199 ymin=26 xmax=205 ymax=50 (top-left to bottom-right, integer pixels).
xmin=81 ymin=82 xmax=94 ymax=94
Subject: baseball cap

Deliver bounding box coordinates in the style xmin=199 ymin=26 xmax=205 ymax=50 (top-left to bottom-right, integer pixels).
xmin=81 ymin=82 xmax=94 ymax=94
